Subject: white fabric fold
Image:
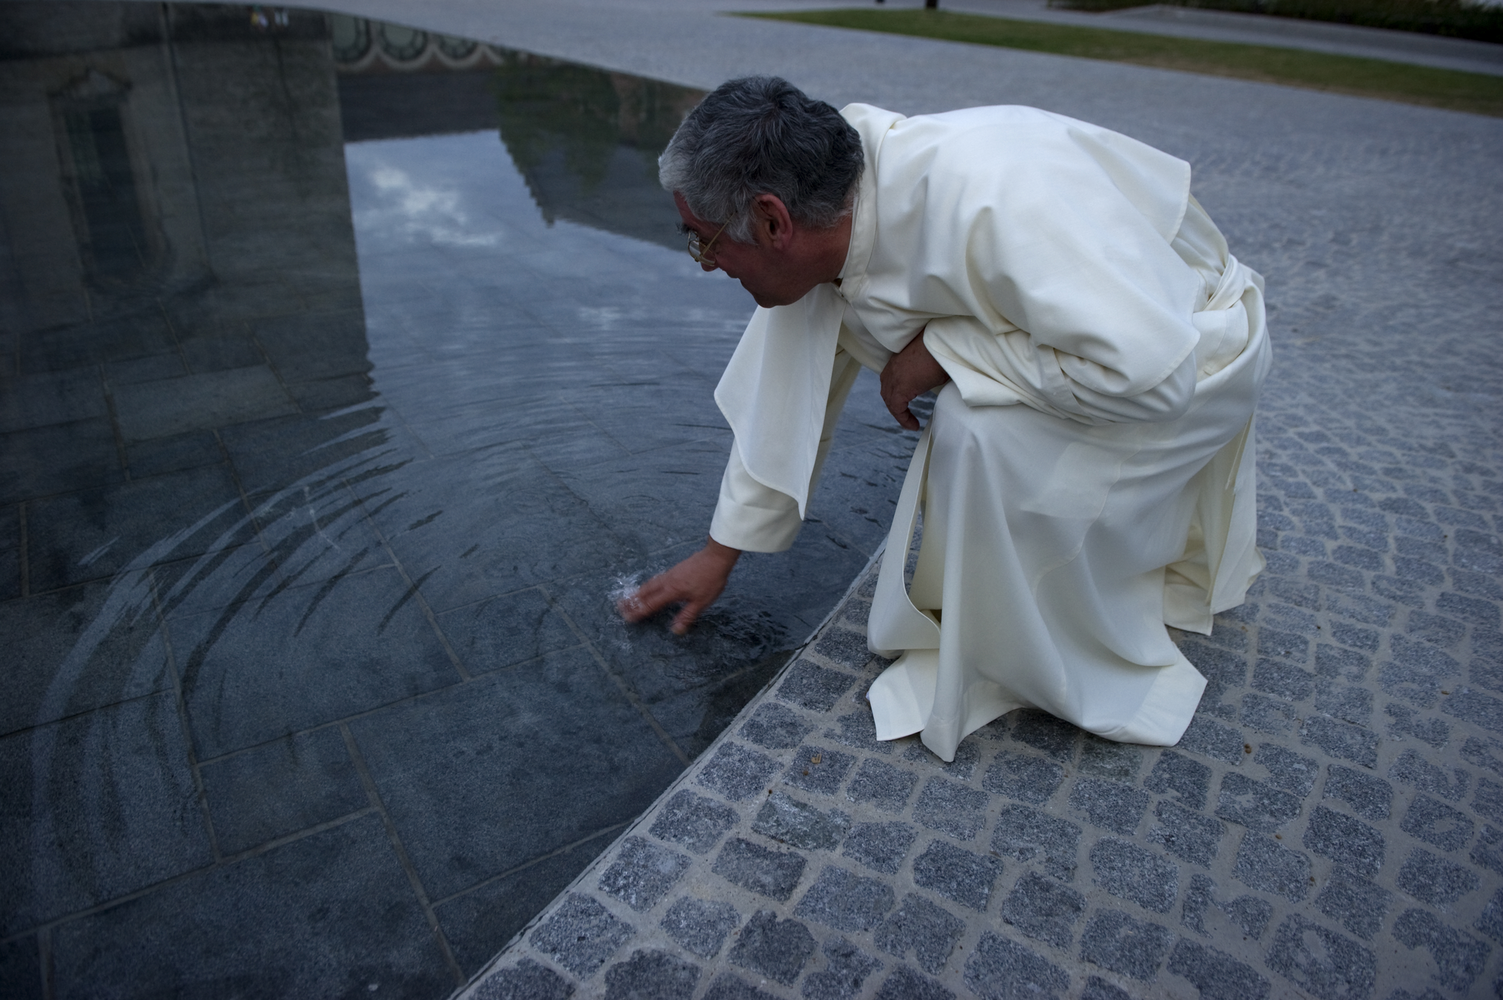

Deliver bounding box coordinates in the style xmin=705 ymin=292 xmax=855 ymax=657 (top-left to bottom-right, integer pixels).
xmin=713 ymin=288 xmax=846 ymax=519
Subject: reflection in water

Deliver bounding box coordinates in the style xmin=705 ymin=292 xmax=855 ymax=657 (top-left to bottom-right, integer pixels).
xmin=331 ymin=17 xmax=702 ymax=250
xmin=492 ymin=55 xmax=701 ymax=247
xmin=0 ymin=4 xmax=898 ymax=994
xmin=63 ymin=98 xmax=151 ymax=284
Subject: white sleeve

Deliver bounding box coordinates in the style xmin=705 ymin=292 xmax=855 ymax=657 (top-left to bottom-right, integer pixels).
xmin=709 ymin=347 xmax=863 ymax=553
xmin=924 ymin=315 xmax=1197 ymax=425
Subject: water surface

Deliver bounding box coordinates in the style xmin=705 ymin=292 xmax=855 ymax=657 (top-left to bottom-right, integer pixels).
xmin=0 ymin=4 xmax=910 ymax=994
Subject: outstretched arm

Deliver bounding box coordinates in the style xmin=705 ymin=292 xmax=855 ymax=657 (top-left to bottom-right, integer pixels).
xmin=618 ymin=537 xmax=742 ymax=635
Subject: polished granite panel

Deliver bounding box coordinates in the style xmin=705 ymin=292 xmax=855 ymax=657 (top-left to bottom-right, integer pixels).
xmin=0 ymin=578 xmax=171 ymax=737
xmin=26 ymin=463 xmax=252 ymax=591
xmin=110 ymin=365 xmax=298 ymax=440
xmin=434 ymin=828 xmax=625 ymax=975
xmin=434 ymin=586 xmax=584 ymax=673
xmin=0 ymin=419 xmax=126 ymax=505
xmin=346 ymin=647 xmax=684 ymax=900
xmin=0 ymin=691 xmax=214 ymax=935
xmin=0 ymin=938 xmax=42 ymax=1000
xmin=0 ymin=5 xmax=910 ymax=994
xmin=172 ymin=565 xmax=460 ymax=759
xmin=47 ymin=814 xmax=453 ymax=1000
xmin=198 ymin=727 xmax=369 ymax=856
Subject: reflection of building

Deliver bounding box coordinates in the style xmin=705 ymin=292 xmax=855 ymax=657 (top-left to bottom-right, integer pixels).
xmin=332 ymin=17 xmax=702 ymax=251
xmin=0 ymin=1 xmax=366 ymax=383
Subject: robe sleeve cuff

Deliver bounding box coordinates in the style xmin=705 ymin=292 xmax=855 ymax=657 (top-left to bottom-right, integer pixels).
xmin=709 ymin=439 xmax=803 ymax=553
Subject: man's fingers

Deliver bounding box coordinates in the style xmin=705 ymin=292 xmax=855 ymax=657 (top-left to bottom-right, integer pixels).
xmin=671 ymin=600 xmax=706 ymax=635
xmin=619 ymin=576 xmax=677 ymax=621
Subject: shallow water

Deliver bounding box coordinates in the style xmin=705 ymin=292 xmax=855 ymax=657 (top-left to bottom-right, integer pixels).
xmin=0 ymin=5 xmax=912 ymax=994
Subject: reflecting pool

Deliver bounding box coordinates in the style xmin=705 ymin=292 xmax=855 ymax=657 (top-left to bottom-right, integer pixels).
xmin=0 ymin=4 xmax=911 ymax=995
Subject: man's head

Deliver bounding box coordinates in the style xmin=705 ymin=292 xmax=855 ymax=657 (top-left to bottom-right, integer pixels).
xmin=660 ymin=77 xmax=863 ymax=306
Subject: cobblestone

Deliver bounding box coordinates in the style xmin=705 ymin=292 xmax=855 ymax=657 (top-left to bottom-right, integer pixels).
xmin=741 ymin=704 xmax=815 ymax=751
xmin=1392 ymin=908 xmax=1491 ymax=993
xmin=1216 ymin=772 xmax=1304 ymax=831
xmin=1266 ymin=915 xmax=1376 ymax=1000
xmin=752 ymin=793 xmax=851 ymax=852
xmin=782 ymin=746 xmax=855 ymax=796
xmin=1090 ymin=838 xmax=1179 ymax=913
xmin=1233 ymin=833 xmax=1312 ymax=902
xmin=1303 ymin=805 xmax=1385 ymax=877
xmin=799 ymin=938 xmax=880 ymax=1000
xmin=1149 ymin=799 xmax=1226 ymax=865
xmin=529 ymin=894 xmax=634 ymax=978
xmin=998 ymin=871 xmax=1085 ymax=949
xmin=697 ymin=744 xmax=781 ymax=802
xmin=660 ymin=897 xmax=740 ymax=959
xmin=793 ymin=866 xmax=895 ymax=934
xmin=1313 ymin=867 xmax=1391 ymax=940
xmin=873 ymin=894 xmax=964 ymax=974
xmin=963 ymin=934 xmax=1068 ymax=1000
xmin=911 ymin=841 xmax=1002 ymax=912
xmin=726 ymin=911 xmax=815 ymax=985
xmin=603 ymin=949 xmax=701 ymax=1000
xmin=1182 ymin=874 xmax=1273 ymax=940
xmin=991 ymin=805 xmax=1081 ymax=883
xmin=1070 ymin=778 xmax=1150 ymax=836
xmin=844 ymin=758 xmax=916 ymax=812
xmin=913 ymin=778 xmax=990 ymax=840
xmin=1401 ymin=793 xmax=1476 ymax=851
xmin=775 ymin=663 xmax=859 ymax=714
xmin=872 ymin=964 xmax=953 ymax=1000
xmin=839 ymin=821 xmax=916 ymax=875
xmin=712 ymin=839 xmax=807 ymax=902
xmin=1166 ymin=940 xmax=1270 ymax=1000
xmin=651 ymin=790 xmax=743 ymax=855
xmin=1397 ymin=848 xmax=1480 ymax=905
xmin=1078 ymin=909 xmax=1173 ymax=981
xmin=598 ymin=837 xmax=692 ymax=912
xmin=1143 ymin=750 xmax=1212 ymax=809
xmin=981 ymin=751 xmax=1065 ymax=804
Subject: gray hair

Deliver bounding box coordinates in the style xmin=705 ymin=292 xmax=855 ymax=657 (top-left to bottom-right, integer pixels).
xmin=659 ymin=76 xmax=864 ymax=243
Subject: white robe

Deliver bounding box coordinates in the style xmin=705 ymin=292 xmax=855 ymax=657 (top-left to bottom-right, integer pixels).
xmin=709 ymin=104 xmax=1271 ymax=762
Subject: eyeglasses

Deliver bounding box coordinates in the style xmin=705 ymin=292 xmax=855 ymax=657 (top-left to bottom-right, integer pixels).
xmin=686 ymin=218 xmax=730 ymax=267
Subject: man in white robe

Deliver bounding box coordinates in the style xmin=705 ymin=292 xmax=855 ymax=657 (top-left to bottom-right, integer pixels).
xmin=621 ymin=77 xmax=1270 ymax=762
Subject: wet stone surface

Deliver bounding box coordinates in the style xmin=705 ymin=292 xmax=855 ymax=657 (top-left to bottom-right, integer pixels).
xmin=0 ymin=6 xmax=911 ymax=996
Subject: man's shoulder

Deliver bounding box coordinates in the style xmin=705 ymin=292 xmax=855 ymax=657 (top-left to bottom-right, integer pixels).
xmin=875 ymin=105 xmax=1096 ymax=188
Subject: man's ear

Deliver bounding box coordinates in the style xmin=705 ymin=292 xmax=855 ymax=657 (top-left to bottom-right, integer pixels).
xmin=751 ymin=194 xmax=795 ymax=250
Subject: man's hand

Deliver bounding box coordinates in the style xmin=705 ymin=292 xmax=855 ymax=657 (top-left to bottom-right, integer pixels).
xmin=618 ymin=537 xmax=742 ymax=635
xmin=880 ymin=327 xmax=950 ymax=430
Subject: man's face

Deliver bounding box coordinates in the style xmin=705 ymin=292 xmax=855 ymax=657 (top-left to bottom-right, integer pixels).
xmin=675 ymin=194 xmax=819 ymax=308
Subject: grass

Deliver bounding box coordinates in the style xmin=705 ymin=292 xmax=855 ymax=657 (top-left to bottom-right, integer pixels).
xmin=1057 ymin=0 xmax=1503 ymax=45
xmin=741 ymin=8 xmax=1503 ymax=116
